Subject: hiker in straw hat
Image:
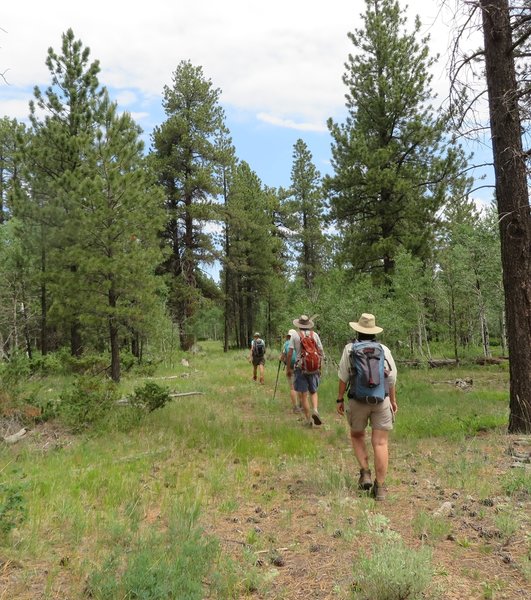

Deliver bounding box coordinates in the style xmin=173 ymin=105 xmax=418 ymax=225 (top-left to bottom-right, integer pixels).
xmin=336 ymin=313 xmax=397 ymax=501
xmin=286 ymin=315 xmax=325 ymax=427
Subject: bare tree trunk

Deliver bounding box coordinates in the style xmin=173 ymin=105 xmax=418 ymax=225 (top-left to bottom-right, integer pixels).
xmin=480 ymin=0 xmax=531 ymax=432
xmin=108 ymin=280 xmax=120 ymax=383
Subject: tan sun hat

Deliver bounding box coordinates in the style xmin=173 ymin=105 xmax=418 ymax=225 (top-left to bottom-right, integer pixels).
xmin=349 ymin=313 xmax=383 ymax=334
xmin=287 ymin=328 xmax=297 ymax=337
xmin=292 ymin=315 xmax=314 ymax=329
xmin=253 ymin=332 xmax=260 ymax=337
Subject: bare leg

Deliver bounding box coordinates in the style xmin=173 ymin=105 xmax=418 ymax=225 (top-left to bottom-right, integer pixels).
xmin=309 ymin=391 xmax=319 ymax=412
xmin=350 ymin=430 xmax=370 ymax=471
xmin=300 ymin=392 xmax=311 ymax=421
xmin=258 ymin=363 xmax=264 ymax=383
xmin=371 ymin=429 xmax=389 ymax=484
xmin=289 ymin=378 xmax=298 ymax=408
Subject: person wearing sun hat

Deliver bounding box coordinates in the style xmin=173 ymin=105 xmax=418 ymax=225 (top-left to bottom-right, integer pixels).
xmin=286 ymin=315 xmax=325 ymax=427
xmin=336 ymin=313 xmax=397 ymax=501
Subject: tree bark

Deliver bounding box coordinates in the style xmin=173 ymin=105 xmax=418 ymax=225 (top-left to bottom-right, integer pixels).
xmin=480 ymin=0 xmax=531 ymax=432
xmin=108 ymin=280 xmax=120 ymax=383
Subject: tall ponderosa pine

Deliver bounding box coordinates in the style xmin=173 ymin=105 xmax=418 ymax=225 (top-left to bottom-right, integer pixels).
xmin=479 ymin=0 xmax=531 ymax=432
xmin=224 ymin=162 xmax=282 ymax=347
xmin=326 ymin=0 xmax=465 ymax=281
xmin=285 ymin=139 xmax=326 ymax=289
xmin=77 ymin=97 xmax=166 ymax=381
xmin=24 ymin=28 xmax=104 ymax=356
xmin=152 ymin=60 xmax=226 ymax=350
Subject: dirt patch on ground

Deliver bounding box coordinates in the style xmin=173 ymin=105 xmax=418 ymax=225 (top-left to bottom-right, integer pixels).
xmin=200 ymin=415 xmax=530 ymax=599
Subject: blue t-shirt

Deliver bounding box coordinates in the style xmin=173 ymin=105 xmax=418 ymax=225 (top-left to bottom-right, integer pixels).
xmin=283 ymin=340 xmax=296 ymax=368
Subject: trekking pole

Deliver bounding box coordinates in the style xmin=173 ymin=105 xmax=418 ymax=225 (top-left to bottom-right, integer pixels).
xmin=272 ymin=359 xmax=282 ymax=402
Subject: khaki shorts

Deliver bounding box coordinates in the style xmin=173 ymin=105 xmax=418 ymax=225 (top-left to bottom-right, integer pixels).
xmin=346 ymin=397 xmax=394 ymax=432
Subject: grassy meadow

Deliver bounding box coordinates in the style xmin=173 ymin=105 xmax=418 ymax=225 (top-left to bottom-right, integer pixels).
xmin=1 ymin=341 xmax=530 ymax=599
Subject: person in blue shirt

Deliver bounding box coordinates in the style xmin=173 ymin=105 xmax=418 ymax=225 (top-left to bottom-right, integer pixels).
xmin=280 ymin=330 xmax=301 ymax=413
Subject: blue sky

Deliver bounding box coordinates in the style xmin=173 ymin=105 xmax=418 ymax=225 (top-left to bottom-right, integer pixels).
xmin=2 ymin=0 xmax=493 ymax=202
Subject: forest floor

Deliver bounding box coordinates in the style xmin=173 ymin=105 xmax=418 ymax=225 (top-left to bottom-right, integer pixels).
xmin=198 ymin=402 xmax=531 ymax=600
xmin=1 ymin=352 xmax=530 ymax=599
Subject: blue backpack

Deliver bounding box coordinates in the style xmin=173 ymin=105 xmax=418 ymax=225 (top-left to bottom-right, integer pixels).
xmin=348 ymin=341 xmax=387 ymax=402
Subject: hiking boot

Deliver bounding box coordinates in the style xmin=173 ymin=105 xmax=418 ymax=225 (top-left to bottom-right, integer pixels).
xmin=311 ymin=410 xmax=322 ymax=426
xmin=358 ymin=468 xmax=372 ymax=491
xmin=303 ymin=419 xmax=314 ymax=428
xmin=292 ymin=405 xmax=302 ymax=413
xmin=259 ymin=377 xmax=264 ymax=385
xmin=371 ymin=481 xmax=387 ymax=501
xmin=252 ymin=376 xmax=257 ymax=381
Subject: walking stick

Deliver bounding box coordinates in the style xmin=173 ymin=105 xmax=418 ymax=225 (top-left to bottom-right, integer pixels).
xmin=272 ymin=359 xmax=283 ymax=402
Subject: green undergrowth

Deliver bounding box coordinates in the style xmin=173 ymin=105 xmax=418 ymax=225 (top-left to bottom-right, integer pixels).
xmin=0 ymin=341 xmax=519 ymax=598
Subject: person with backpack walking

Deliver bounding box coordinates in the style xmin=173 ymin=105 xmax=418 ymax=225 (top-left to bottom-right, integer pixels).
xmin=280 ymin=330 xmax=302 ymax=413
xmin=250 ymin=332 xmax=266 ymax=384
xmin=286 ymin=315 xmax=324 ymax=426
xmin=336 ymin=313 xmax=397 ymax=501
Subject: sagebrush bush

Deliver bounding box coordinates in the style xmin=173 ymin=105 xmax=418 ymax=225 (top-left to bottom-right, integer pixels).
xmin=352 ymin=538 xmax=433 ymax=600
xmin=85 ymin=502 xmax=220 ymax=599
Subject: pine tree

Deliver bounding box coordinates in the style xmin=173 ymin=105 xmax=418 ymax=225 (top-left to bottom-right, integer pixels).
xmin=152 ymin=61 xmax=226 ymax=350
xmin=224 ymin=162 xmax=282 ymax=347
xmin=285 ymin=139 xmax=326 ymax=289
xmin=325 ymin=0 xmax=466 ymax=281
xmin=25 ymin=28 xmax=105 ymax=356
xmin=0 ymin=117 xmax=26 ymax=224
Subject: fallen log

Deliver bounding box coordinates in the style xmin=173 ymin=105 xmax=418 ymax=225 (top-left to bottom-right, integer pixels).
xmin=117 ymin=391 xmax=204 ymax=406
xmin=474 ymin=357 xmax=508 ymax=365
xmin=428 ymin=359 xmax=458 ymax=368
xmin=3 ymin=428 xmax=29 ymax=444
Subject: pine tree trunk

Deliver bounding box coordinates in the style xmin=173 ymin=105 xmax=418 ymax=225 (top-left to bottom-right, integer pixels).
xmin=481 ymin=0 xmax=531 ymax=432
xmin=108 ymin=282 xmax=120 ymax=383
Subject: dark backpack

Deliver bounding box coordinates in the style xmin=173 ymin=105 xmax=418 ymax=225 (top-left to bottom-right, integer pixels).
xmin=348 ymin=341 xmax=387 ymax=401
xmin=299 ymin=331 xmax=322 ymax=374
xmin=253 ymin=338 xmax=265 ymax=358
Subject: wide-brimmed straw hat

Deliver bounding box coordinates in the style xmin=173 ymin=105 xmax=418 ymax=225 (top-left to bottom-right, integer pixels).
xmin=293 ymin=315 xmax=314 ymax=330
xmin=349 ymin=313 xmax=383 ymax=334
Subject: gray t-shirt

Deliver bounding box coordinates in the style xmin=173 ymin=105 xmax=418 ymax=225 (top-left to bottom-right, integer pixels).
xmin=338 ymin=341 xmax=397 ymax=386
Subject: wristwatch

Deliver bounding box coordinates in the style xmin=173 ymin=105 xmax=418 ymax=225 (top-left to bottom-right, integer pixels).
xmin=336 ymin=398 xmax=344 ymax=403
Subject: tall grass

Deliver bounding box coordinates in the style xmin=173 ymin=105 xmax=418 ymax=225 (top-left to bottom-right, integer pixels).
xmin=0 ymin=341 xmax=515 ymax=598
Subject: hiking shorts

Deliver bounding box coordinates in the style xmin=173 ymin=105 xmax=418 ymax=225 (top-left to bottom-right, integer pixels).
xmin=346 ymin=397 xmax=394 ymax=432
xmin=294 ymin=369 xmax=320 ymax=394
xmin=252 ymin=356 xmax=265 ymax=366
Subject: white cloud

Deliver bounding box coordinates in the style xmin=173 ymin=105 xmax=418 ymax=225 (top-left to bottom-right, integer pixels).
xmin=257 ymin=112 xmax=327 ymax=132
xmin=0 ymin=97 xmax=32 ymax=121
xmin=1 ymin=0 xmax=468 ymax=124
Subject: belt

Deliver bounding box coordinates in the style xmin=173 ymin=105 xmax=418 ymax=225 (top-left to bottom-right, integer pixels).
xmin=350 ymin=396 xmax=384 ymax=405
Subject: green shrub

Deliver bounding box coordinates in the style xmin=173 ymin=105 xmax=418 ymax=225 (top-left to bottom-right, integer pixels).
xmin=0 ymin=480 xmax=27 ymax=541
xmin=55 ymin=375 xmax=119 ymax=432
xmin=128 ymin=381 xmax=170 ymax=413
xmin=28 ymin=353 xmax=64 ymax=376
xmin=352 ymin=538 xmax=433 ymax=599
xmin=0 ymin=353 xmax=31 ymax=386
